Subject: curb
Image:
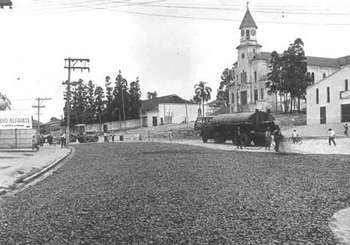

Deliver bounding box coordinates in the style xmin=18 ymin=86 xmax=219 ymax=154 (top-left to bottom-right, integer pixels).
xmin=0 ymin=147 xmax=73 ymax=196
xmin=22 ymin=147 xmax=73 ymax=183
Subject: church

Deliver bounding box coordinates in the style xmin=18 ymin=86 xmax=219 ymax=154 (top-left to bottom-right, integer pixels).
xmin=228 ymin=7 xmax=350 ymax=113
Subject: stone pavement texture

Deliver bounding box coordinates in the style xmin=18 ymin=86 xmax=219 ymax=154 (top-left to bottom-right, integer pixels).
xmin=0 ymin=145 xmax=70 ymax=190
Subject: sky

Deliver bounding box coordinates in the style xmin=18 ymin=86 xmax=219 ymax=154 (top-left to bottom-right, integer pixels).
xmin=0 ymin=0 xmax=350 ymax=122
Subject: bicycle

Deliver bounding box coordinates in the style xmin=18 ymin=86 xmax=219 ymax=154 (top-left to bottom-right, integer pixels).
xmin=288 ymin=135 xmax=303 ymax=144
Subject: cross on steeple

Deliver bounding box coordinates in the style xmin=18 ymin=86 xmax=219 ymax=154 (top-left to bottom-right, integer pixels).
xmin=246 ymin=1 xmax=249 ymax=9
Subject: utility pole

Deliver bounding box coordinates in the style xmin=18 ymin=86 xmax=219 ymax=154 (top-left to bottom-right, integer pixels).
xmin=63 ymin=57 xmax=90 ymax=146
xmin=32 ymin=97 xmax=52 ymax=133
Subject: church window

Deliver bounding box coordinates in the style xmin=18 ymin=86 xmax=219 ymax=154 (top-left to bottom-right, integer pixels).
xmin=261 ymin=88 xmax=264 ymax=100
xmin=345 ymin=79 xmax=349 ymax=91
xmin=311 ymin=72 xmax=315 ymax=83
xmin=323 ymin=73 xmax=326 ymax=79
xmin=253 ymin=49 xmax=256 ymax=54
xmin=231 ymin=93 xmax=235 ymax=104
xmin=327 ymin=87 xmax=330 ymax=103
xmin=241 ymin=29 xmax=244 ymax=37
xmin=254 ymin=89 xmax=258 ymax=101
xmin=241 ymin=53 xmax=245 ymax=59
xmin=316 ymin=88 xmax=319 ymax=104
xmin=246 ymin=29 xmax=250 ymax=40
xmin=254 ymin=71 xmax=257 ymax=83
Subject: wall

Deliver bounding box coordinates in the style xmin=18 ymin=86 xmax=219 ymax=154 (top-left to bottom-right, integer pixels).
xmin=308 ymin=65 xmax=339 ymax=83
xmin=158 ymin=103 xmax=203 ymax=124
xmin=0 ymin=129 xmax=36 ymax=149
xmin=306 ymin=65 xmax=350 ymax=124
xmin=85 ymin=119 xmax=142 ymax=132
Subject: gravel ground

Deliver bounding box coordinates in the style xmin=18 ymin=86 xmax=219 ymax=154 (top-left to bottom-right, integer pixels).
xmin=1 ymin=143 xmax=350 ymax=244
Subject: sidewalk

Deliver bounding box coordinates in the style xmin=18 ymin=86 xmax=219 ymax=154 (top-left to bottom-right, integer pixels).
xmin=0 ymin=145 xmax=71 ymax=193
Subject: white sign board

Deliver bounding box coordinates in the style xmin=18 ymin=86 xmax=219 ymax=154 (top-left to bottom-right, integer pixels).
xmin=0 ymin=113 xmax=32 ymax=129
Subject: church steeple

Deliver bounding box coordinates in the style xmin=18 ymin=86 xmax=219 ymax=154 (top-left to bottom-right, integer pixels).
xmin=238 ymin=4 xmax=259 ymax=46
xmin=239 ymin=4 xmax=257 ymax=30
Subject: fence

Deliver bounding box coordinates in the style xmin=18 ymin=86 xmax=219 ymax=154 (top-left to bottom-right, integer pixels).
xmin=0 ymin=129 xmax=36 ymax=149
xmin=85 ymin=119 xmax=142 ymax=132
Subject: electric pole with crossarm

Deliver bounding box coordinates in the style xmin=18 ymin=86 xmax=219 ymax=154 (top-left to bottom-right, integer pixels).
xmin=63 ymin=57 xmax=90 ymax=146
xmin=32 ymin=97 xmax=52 ymax=132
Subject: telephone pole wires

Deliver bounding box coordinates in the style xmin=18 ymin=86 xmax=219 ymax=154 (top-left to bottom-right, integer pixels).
xmin=63 ymin=57 xmax=90 ymax=146
xmin=32 ymin=97 xmax=52 ymax=132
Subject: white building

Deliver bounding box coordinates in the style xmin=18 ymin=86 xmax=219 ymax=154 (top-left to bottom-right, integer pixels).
xmin=141 ymin=94 xmax=205 ymax=127
xmin=228 ymin=7 xmax=350 ymax=113
xmin=306 ymin=64 xmax=350 ymax=124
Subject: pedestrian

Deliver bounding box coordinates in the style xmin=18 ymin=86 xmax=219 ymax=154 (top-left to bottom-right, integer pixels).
xmin=273 ymin=127 xmax=282 ymax=152
xmin=104 ymin=131 xmax=109 ymax=143
xmin=32 ymin=135 xmax=39 ymax=151
xmin=291 ymin=129 xmax=298 ymax=144
xmin=344 ymin=123 xmax=348 ymax=137
xmin=111 ymin=134 xmax=115 ymax=143
xmin=328 ymin=128 xmax=336 ymax=146
xmin=236 ymin=126 xmax=243 ymax=149
xmin=265 ymin=127 xmax=272 ymax=151
xmin=60 ymin=132 xmax=66 ymax=148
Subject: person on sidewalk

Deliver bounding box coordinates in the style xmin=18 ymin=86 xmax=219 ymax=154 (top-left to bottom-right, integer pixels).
xmin=291 ymin=129 xmax=298 ymax=144
xmin=344 ymin=123 xmax=348 ymax=137
xmin=104 ymin=132 xmax=109 ymax=143
xmin=60 ymin=132 xmax=66 ymax=148
xmin=236 ymin=126 xmax=243 ymax=149
xmin=32 ymin=135 xmax=39 ymax=151
xmin=328 ymin=128 xmax=336 ymax=146
xmin=264 ymin=127 xmax=272 ymax=151
xmin=273 ymin=127 xmax=282 ymax=152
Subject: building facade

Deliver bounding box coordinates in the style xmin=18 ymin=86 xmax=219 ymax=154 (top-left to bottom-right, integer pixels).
xmin=228 ymin=7 xmax=350 ymax=113
xmin=306 ymin=65 xmax=350 ymax=124
xmin=141 ymin=94 xmax=206 ymax=127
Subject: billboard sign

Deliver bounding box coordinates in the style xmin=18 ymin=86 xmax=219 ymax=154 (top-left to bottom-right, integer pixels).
xmin=0 ymin=112 xmax=32 ymax=129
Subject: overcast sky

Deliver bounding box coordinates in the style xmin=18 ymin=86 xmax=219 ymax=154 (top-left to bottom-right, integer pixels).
xmin=0 ymin=0 xmax=350 ymax=122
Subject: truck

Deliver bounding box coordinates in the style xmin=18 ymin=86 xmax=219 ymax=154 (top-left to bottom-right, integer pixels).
xmin=71 ymin=124 xmax=99 ymax=143
xmin=200 ymin=110 xmax=278 ymax=146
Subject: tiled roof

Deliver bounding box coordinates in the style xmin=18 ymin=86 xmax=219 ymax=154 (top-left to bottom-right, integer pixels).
xmin=141 ymin=94 xmax=194 ymax=112
xmin=253 ymin=51 xmax=350 ymax=68
xmin=239 ymin=8 xmax=258 ymax=29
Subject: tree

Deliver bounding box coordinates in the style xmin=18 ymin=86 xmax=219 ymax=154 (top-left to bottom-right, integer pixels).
xmin=194 ymin=81 xmax=212 ymax=119
xmin=94 ymin=85 xmax=105 ymax=124
xmin=86 ymin=80 xmax=96 ymax=123
xmin=104 ymin=75 xmax=114 ymax=122
xmin=0 ymin=93 xmax=11 ymax=110
xmin=129 ymin=77 xmax=142 ymax=119
xmin=113 ymin=70 xmax=129 ymax=121
xmin=267 ymin=38 xmax=308 ymax=113
xmin=147 ymin=91 xmax=158 ymax=99
xmin=267 ymin=51 xmax=282 ymax=112
xmin=216 ymin=68 xmax=233 ymax=107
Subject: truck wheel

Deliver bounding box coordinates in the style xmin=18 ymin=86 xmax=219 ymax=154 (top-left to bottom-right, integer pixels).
xmin=202 ymin=136 xmax=208 ymax=143
xmin=241 ymin=133 xmax=250 ymax=146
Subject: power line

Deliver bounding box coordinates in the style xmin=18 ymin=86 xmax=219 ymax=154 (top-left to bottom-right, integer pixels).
xmin=32 ymin=97 xmax=52 ymax=131
xmin=25 ymin=0 xmax=350 ymax=26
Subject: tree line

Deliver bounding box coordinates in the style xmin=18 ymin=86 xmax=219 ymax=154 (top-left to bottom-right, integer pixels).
xmin=63 ymin=70 xmax=141 ymax=126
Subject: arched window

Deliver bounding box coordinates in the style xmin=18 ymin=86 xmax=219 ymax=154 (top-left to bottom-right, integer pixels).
xmin=323 ymin=73 xmax=326 ymax=79
xmin=311 ymin=72 xmax=315 ymax=83
xmin=246 ymin=29 xmax=250 ymax=40
xmin=316 ymin=88 xmax=319 ymax=104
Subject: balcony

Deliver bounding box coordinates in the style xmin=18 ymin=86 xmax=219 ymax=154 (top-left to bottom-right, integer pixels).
xmin=340 ymin=90 xmax=350 ymax=99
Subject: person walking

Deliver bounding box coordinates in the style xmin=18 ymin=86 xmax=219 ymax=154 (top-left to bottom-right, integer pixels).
xmin=273 ymin=127 xmax=282 ymax=152
xmin=60 ymin=132 xmax=66 ymax=148
xmin=104 ymin=131 xmax=109 ymax=143
xmin=236 ymin=126 xmax=243 ymax=149
xmin=265 ymin=127 xmax=272 ymax=151
xmin=344 ymin=123 xmax=348 ymax=137
xmin=328 ymin=128 xmax=336 ymax=146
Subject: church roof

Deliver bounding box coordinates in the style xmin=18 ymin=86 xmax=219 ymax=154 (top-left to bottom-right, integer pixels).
xmin=141 ymin=94 xmax=194 ymax=112
xmin=255 ymin=51 xmax=350 ymax=68
xmin=239 ymin=8 xmax=257 ymax=29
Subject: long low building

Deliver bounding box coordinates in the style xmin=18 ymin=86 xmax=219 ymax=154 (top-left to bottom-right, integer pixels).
xmin=141 ymin=94 xmax=207 ymax=127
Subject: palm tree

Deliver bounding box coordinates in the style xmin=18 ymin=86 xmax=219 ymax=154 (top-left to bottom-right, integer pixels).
xmin=194 ymin=81 xmax=212 ymax=120
xmin=0 ymin=93 xmax=11 ymax=110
